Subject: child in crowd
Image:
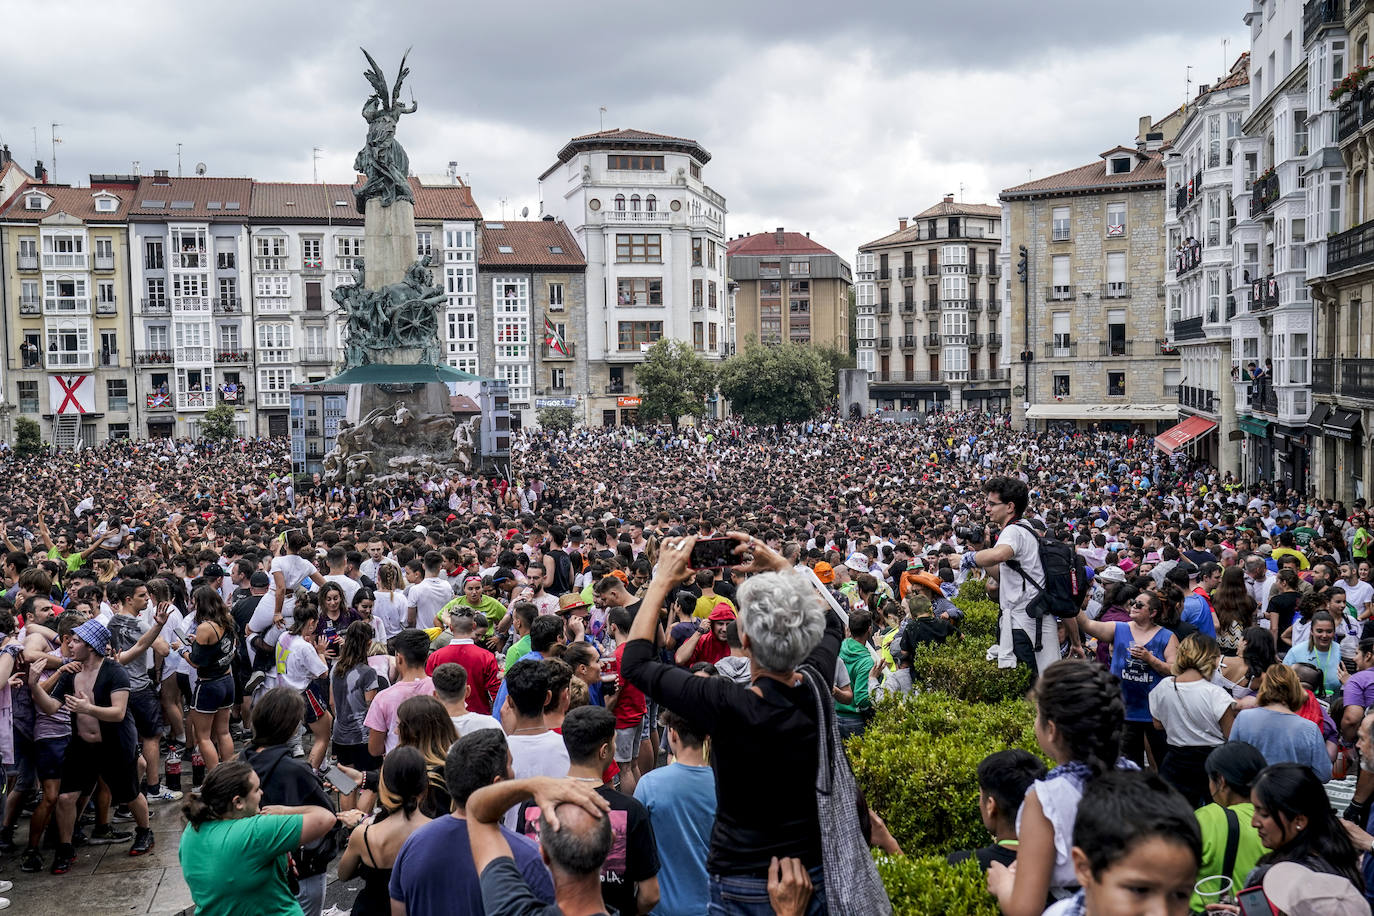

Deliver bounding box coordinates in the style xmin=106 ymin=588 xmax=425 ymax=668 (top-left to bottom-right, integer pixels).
xmin=946 ymin=749 xmax=1046 ymax=872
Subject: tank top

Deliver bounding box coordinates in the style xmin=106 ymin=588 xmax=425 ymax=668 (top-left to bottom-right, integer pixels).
xmin=351 ymin=826 xmax=394 ymax=916
xmin=1111 ymin=622 xmax=1173 ymax=722
xmin=190 ymin=623 xmax=236 ymax=679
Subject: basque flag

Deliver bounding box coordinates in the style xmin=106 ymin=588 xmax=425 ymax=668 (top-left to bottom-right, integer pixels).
xmin=544 ymin=317 xmax=570 ymax=356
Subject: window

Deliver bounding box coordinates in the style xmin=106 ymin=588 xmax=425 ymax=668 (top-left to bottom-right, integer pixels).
xmin=336 ymin=236 xmax=363 ymax=269
xmin=97 ymin=280 xmax=116 ymax=308
xmin=1052 ymin=311 xmax=1071 ymax=354
xmin=144 ymin=238 xmax=164 ymax=270
xmin=941 ymin=275 xmax=968 ymax=300
xmin=302 ymin=237 xmax=323 ymax=268
xmin=445 ymin=265 xmax=476 ymax=296
xmin=645 ymin=195 xmax=656 ymax=213
xmin=550 ymin=368 xmax=566 ymax=390
xmin=615 ymin=234 xmax=661 ymax=263
xmin=1051 ymin=255 xmax=1071 ymax=299
xmin=614 ymin=195 xmax=626 ymax=212
xmin=258 ymin=368 xmax=294 ymax=406
xmin=94 ymin=237 xmax=114 ymax=262
xmin=548 ymin=282 xmax=564 ymax=311
xmin=444 ymin=228 xmax=475 ymax=251
xmin=708 ymin=243 xmax=718 ymax=269
xmin=759 ymin=260 xmax=780 ymax=277
xmin=218 ymin=323 xmax=241 ymax=352
xmin=218 ymin=277 xmax=238 ymax=305
xmin=942 ymin=311 xmax=968 ymax=337
xmin=1052 ymin=207 xmax=1070 ymax=241
xmin=1106 ymin=202 xmax=1126 ymax=237
xmin=416 ymin=231 xmax=432 ymax=258
xmin=1107 ymin=308 xmax=1126 ymax=355
xmin=46 ymin=321 xmax=91 ymax=367
xmin=107 ymin=379 xmax=129 ymax=412
xmin=692 ymin=279 xmax=703 ymax=309
xmin=1053 ymin=374 xmax=1070 ymax=397
xmin=495 ymin=364 xmax=531 ymax=403
xmin=692 ymin=238 xmax=703 ymax=266
xmin=1110 ymin=157 xmax=1131 ymax=174
xmin=1106 ymin=252 xmax=1126 ymax=297
xmin=19 ymin=279 xmax=38 ymax=310
xmin=254 ymin=274 xmax=289 ymax=298
xmin=607 ymin=155 xmax=664 ymax=171
xmin=788 ymin=259 xmax=808 ymax=275
xmin=689 ymin=161 xmax=701 ymax=179
xmin=693 ymin=322 xmax=705 ymax=349
xmin=1290 ymin=332 xmax=1309 ymax=383
xmin=942 ymin=245 xmax=968 ymax=266
xmin=618 ymin=278 xmax=662 ymax=307
xmin=617 ymin=321 xmax=663 ymax=350
xmin=25 ymin=194 xmax=45 ymax=211
xmin=256 ymin=322 xmax=292 ymax=351
xmin=94 ymin=195 xmax=117 ymax=212
xmin=17 ymin=381 xmax=38 ymax=413
xmin=856 ymin=316 xmax=876 ymax=341
xmin=146 ymin=278 xmax=166 ymax=303
xmin=709 ymin=323 xmax=717 ymax=350
xmin=1107 ymin=371 xmax=1126 ymax=396
xmin=789 ymin=296 xmax=809 ymax=314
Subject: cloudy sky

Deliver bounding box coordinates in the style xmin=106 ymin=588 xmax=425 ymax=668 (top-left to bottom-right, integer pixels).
xmin=4 ymin=1 xmax=1247 ymax=261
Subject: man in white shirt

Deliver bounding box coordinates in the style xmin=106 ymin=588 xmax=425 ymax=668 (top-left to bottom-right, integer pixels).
xmin=322 ymin=546 xmax=361 ymax=607
xmin=408 ymin=550 xmax=456 ymax=628
xmin=359 ymin=539 xmax=387 ymax=584
xmin=1243 ymin=555 xmax=1276 ymax=619
xmin=1341 ymin=562 xmax=1374 ymax=621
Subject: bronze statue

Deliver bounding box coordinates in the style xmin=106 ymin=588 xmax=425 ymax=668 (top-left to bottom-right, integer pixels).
xmin=354 ymin=48 xmax=417 ymax=213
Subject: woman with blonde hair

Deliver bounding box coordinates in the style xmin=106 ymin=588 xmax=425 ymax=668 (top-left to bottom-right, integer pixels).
xmin=1147 ymin=633 xmax=1236 ymax=805
xmin=1228 ymin=664 xmax=1332 ymax=782
xmin=371 ymin=562 xmax=407 ymax=638
xmin=395 ymin=695 xmax=457 ymax=818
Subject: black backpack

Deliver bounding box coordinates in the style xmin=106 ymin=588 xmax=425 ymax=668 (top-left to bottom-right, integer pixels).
xmin=1005 ymin=521 xmax=1088 ymax=650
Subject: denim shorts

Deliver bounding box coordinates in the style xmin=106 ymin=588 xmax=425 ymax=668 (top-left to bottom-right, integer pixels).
xmin=709 ymin=866 xmax=828 ymax=916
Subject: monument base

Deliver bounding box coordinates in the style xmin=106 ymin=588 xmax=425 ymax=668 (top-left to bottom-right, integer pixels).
xmin=322 ymin=381 xmax=478 ymax=484
xmin=364 ymin=198 xmax=419 ymax=289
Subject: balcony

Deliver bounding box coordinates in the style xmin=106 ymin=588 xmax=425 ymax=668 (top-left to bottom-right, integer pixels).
xmin=1045 ymin=285 xmax=1075 ymax=301
xmin=877 ymin=302 xmax=891 ymax=315
xmin=1175 ymin=240 xmax=1203 ymax=276
xmin=922 ymin=266 xmax=940 ymax=277
xmin=16 ymin=254 xmax=37 ymax=271
xmin=259 ymin=391 xmax=290 ymax=409
xmin=968 ymin=334 xmax=984 ymax=349
xmin=42 ymin=252 xmax=87 ymax=270
xmin=141 ymin=297 xmax=170 ymax=315
xmin=1328 ymin=219 xmax=1374 ymax=274
xmin=94 ymin=255 xmax=115 ymax=270
xmin=869 ymin=370 xmax=944 ymax=384
xmin=135 ymin=349 xmax=173 ymax=364
xmin=924 ymin=300 xmax=940 ymax=313
xmin=1101 ymin=282 xmax=1130 ymax=299
xmin=1313 ymin=357 xmax=1334 ymax=395
xmin=175 ymin=251 xmax=207 ymax=269
xmin=603 ymin=382 xmax=634 ymax=395
xmin=46 ymin=351 xmax=93 ymax=370
xmin=214 ymin=296 xmax=243 ymax=314
xmin=44 ymin=297 xmax=89 ymax=315
xmin=1250 ymin=170 xmax=1280 ymax=216
xmin=546 ymin=342 xmax=576 ymax=358
xmin=899 ymin=335 xmax=919 ymax=349
xmin=988 ymin=332 xmax=1003 ymax=348
xmin=1249 ymin=383 xmax=1279 ymax=414
xmin=1042 ymin=341 xmax=1077 ymax=358
xmin=300 ymin=348 xmax=334 ymax=365
xmin=600 ymin=208 xmax=673 ymax=226
xmin=96 ymin=299 xmax=117 ymax=316
xmin=1305 ymin=0 xmax=1343 ymax=42
xmin=895 ymin=267 xmax=920 ymax=280
xmin=1337 ymin=84 xmax=1374 ymax=144
xmin=175 ymin=389 xmax=213 ymax=411
xmin=145 ymin=391 xmax=173 ymax=410
xmin=688 ymin=213 xmax=721 ymax=230
xmin=988 ymin=264 xmax=1000 ymax=278
xmin=19 ymin=349 xmax=40 ymax=369
xmin=19 ymin=297 xmax=39 ymax=315
xmin=899 ymin=301 xmax=916 ymax=314
xmin=877 ymin=268 xmax=891 ymax=282
xmin=99 ymin=350 xmax=119 ymax=368
xmin=924 ymin=333 xmax=941 ymax=347
xmin=1174 ymin=186 xmax=1188 ymax=213
xmin=1157 ymin=338 xmax=1180 ymax=355
xmin=217 ymin=253 xmax=237 ymax=271
xmin=1249 ymin=276 xmax=1280 ymax=310
xmin=1098 ymin=340 xmax=1134 ymax=357
xmin=968 ymin=299 xmax=983 ymax=313
xmin=214 ymin=350 xmax=251 ymax=364
xmin=257 ymin=348 xmax=293 ymax=365
xmin=940 ymin=298 xmax=968 ymax=309
xmin=987 ymin=300 xmax=1002 ymax=314
xmin=1178 ymin=385 xmax=1217 ymax=412
xmin=877 ymin=337 xmax=893 ymax=350
xmin=1340 ymin=358 xmax=1374 ymax=401
xmin=302 ymin=257 xmax=324 ymax=274
xmin=1172 ymin=316 xmax=1206 ymax=342
xmin=173 ymin=297 xmax=210 ymax=314
xmin=968 ymin=263 xmax=983 ymax=276
xmin=175 ymin=346 xmax=213 ymax=363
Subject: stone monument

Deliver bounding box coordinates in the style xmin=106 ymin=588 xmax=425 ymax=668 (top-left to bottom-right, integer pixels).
xmin=318 ymin=49 xmax=479 ymax=484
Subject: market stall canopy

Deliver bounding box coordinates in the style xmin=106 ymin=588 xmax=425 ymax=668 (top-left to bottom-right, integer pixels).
xmin=1154 ymin=416 xmax=1217 ymax=455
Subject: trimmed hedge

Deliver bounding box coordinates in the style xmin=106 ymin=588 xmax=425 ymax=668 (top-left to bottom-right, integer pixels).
xmin=848 ymin=693 xmax=1042 ymax=854
xmin=909 ymin=638 xmax=1032 ymax=704
xmin=954 ymin=596 xmax=1000 ymax=643
xmin=956 ymin=576 xmax=988 ymax=603
xmin=875 ymin=854 xmax=1001 ymax=916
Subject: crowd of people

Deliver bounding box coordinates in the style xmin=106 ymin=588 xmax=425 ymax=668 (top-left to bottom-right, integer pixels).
xmin=3 ymin=414 xmax=1374 ymax=914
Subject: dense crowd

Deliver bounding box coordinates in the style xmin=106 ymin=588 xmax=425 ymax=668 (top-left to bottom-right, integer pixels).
xmin=3 ymin=415 xmax=1374 ymax=914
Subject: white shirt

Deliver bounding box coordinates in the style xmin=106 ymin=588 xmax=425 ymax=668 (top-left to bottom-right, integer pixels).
xmin=265 ymin=554 xmax=319 ymax=621
xmin=1343 ymin=578 xmax=1374 ymax=616
xmin=408 ymin=576 xmax=454 ymax=629
xmin=277 ymin=632 xmax=327 ymax=691
xmin=504 ymin=731 xmax=570 ymax=829
xmin=451 ymin=712 xmax=502 ymax=737
xmin=324 ymin=573 xmax=362 ymax=608
xmin=1147 ymin=677 xmax=1235 ymax=746
xmin=372 ymin=590 xmax=408 ymax=636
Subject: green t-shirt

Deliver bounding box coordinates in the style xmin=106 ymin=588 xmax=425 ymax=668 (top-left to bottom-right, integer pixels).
xmin=444 ymin=594 xmax=507 ymax=627
xmin=179 ymin=813 xmax=303 ymax=916
xmin=1191 ymin=802 xmax=1264 ymax=913
xmin=1293 ymin=526 xmax=1318 ymax=548
xmin=505 ymin=634 xmax=532 ymax=671
xmin=47 ymin=547 xmax=84 ymax=572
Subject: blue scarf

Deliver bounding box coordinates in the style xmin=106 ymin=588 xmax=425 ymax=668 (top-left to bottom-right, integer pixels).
xmin=1046 ymin=756 xmax=1141 ymax=786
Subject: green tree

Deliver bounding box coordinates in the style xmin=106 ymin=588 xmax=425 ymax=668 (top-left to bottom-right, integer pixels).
xmin=536 ymin=405 xmax=577 ymax=431
xmin=814 ymin=344 xmax=856 ymax=399
xmin=634 ymin=338 xmax=716 ymax=430
xmin=14 ymin=417 xmax=42 ymax=458
xmin=717 ymin=339 xmax=830 ymax=426
xmin=199 ymin=400 xmax=237 ymax=440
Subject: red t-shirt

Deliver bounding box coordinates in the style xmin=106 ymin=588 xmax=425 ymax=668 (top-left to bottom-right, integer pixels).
xmin=425 ymin=640 xmax=501 ymax=716
xmin=612 ymin=642 xmax=646 ymax=729
xmin=686 ymin=633 xmax=731 ymax=667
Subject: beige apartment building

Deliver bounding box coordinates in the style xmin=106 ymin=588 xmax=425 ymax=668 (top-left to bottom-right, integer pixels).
xmin=1001 ymin=137 xmax=1178 ymax=431
xmin=727 ymin=228 xmax=850 ymax=352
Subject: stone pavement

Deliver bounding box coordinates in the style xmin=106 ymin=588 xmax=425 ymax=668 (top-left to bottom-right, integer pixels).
xmin=3 ymin=785 xmax=367 ymax=915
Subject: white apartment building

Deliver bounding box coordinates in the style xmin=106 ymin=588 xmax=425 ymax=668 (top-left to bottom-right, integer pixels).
xmin=1229 ymin=0 xmax=1347 ymax=491
xmin=1162 ymin=54 xmax=1250 ymax=477
xmin=537 ymin=129 xmax=728 ymax=425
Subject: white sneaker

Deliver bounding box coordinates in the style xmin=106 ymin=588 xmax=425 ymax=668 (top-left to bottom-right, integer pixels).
xmin=145 ymin=786 xmax=184 ymax=803
xmin=321 ymin=907 xmax=348 ymax=916
xmin=0 ymin=881 xmax=10 ymax=893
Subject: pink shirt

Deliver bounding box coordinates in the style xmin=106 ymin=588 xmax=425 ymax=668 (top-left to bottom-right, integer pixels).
xmin=362 ymin=677 xmax=435 ymax=753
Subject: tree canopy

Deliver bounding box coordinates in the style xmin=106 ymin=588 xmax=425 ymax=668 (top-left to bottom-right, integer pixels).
xmin=717 ymin=340 xmax=832 ymax=426
xmin=634 ymin=339 xmax=716 ymax=430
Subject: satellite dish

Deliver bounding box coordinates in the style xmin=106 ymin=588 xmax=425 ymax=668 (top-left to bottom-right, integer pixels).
xmin=521 ymin=207 xmax=529 ymax=218
xmin=195 ymin=162 xmax=207 ymax=176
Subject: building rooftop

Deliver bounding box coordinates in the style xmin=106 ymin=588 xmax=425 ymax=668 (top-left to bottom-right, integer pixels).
xmin=127 ymin=176 xmax=254 ymax=219
xmin=541 ymin=127 xmax=711 ymax=180
xmin=478 ymin=219 xmax=585 ymax=268
xmin=727 ymin=229 xmax=836 ymax=257
xmin=912 ymin=199 xmax=1001 ymax=219
xmin=1000 ymin=149 xmax=1165 ymax=200
xmin=249 ymin=182 xmax=360 ymax=221
xmin=0 ymin=183 xmax=134 ymax=222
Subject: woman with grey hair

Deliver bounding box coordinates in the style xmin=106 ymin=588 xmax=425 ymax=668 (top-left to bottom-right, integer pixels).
xmin=621 ymin=533 xmax=843 ymax=915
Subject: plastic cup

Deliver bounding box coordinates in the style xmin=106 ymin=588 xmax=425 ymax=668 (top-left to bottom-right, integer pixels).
xmin=1194 ymin=875 xmax=1235 ymax=907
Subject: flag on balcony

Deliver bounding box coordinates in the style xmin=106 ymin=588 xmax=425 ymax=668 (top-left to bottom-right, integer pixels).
xmin=1107 ymin=223 xmax=1124 ymax=237
xmin=544 ymin=317 xmax=570 ymax=356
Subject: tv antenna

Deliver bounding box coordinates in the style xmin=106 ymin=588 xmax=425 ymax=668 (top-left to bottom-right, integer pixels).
xmin=50 ymin=123 xmax=61 ymax=183
xmin=177 ymin=142 xmax=183 ymax=177
xmin=312 ymin=147 xmax=323 ymax=183
xmin=599 ymin=106 xmax=607 ymax=132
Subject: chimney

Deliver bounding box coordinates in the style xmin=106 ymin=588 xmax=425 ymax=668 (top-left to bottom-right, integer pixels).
xmin=943 ymin=194 xmax=954 ymax=204
xmin=775 ymin=227 xmax=785 ymax=246
xmin=1145 ymin=131 xmax=1166 ymax=151
xmin=153 ymin=169 xmax=170 ymax=185
xmin=34 ymin=160 xmax=47 ymax=184
xmin=0 ymin=145 xmax=9 ymax=166
xmin=1138 ymin=115 xmax=1152 ymax=138
xmin=898 ymin=219 xmax=907 ymax=231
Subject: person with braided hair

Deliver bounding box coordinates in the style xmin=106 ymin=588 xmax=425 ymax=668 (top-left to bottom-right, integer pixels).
xmin=987 ymin=660 xmax=1133 ymax=916
xmin=336 ymin=746 xmax=432 ymax=916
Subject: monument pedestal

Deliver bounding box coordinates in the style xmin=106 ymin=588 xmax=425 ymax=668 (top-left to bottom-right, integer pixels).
xmin=365 ymin=198 xmax=419 ymax=290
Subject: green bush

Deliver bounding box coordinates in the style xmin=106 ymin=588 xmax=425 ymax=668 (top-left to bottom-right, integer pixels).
xmin=953 ymin=596 xmax=1000 ymax=643
xmin=848 ymin=693 xmax=1041 ymax=855
xmin=910 ymin=638 xmax=1032 ymax=705
xmin=14 ymin=417 xmax=42 ymax=458
xmin=875 ymin=854 xmax=1001 ymax=916
xmin=956 ymin=576 xmax=988 ymax=603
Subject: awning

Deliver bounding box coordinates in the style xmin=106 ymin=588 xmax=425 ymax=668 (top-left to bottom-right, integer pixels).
xmin=1306 ymin=403 xmax=1331 ymax=430
xmin=1324 ymin=408 xmax=1362 ymax=441
xmin=1025 ymin=403 xmax=1178 ymax=420
xmin=1154 ymin=416 xmax=1217 ymax=455
xmin=1237 ymin=415 xmax=1269 ymax=437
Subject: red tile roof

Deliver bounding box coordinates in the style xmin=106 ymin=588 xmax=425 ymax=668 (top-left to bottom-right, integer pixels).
xmin=127 ymin=177 xmax=254 ymax=219
xmin=409 ymin=178 xmax=483 ymax=221
xmin=727 ymin=231 xmax=835 ymax=257
xmin=569 ymin=128 xmax=696 ymax=144
xmin=912 ymin=199 xmax=1001 ymax=219
xmin=478 ymin=220 xmax=585 ymax=268
xmin=250 ymin=183 xmax=360 ymax=222
xmin=1 ymin=184 xmax=134 ymax=222
xmin=1001 ymin=150 xmax=1165 ymax=199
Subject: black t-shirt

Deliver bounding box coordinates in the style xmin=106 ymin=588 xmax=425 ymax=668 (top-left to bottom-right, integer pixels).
xmin=53 ymin=659 xmax=135 ymax=749
xmin=947 ymin=842 xmax=1018 ymax=872
xmin=480 ymin=856 xmax=611 ymax=916
xmin=514 ymin=784 xmax=657 ymax=916
xmin=1269 ymin=591 xmax=1300 ymax=640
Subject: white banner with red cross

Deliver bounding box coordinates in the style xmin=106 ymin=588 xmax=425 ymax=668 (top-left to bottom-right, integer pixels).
xmin=48 ymin=374 xmax=93 ymax=415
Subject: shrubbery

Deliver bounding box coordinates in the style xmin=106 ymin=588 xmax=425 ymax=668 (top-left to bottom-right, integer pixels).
xmin=909 ymin=638 xmax=1032 ymax=704
xmin=875 ymin=855 xmax=1002 ymax=916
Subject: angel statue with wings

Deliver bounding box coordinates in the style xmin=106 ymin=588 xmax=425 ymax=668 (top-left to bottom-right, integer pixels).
xmin=354 ymin=48 xmax=417 ymax=213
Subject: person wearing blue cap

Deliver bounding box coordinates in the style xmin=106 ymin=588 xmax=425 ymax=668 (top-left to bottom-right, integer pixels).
xmin=28 ymin=616 xmax=157 ymax=872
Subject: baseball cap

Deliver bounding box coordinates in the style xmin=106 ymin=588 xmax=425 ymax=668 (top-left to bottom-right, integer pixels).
xmin=814 ymin=562 xmax=835 ymax=585
xmin=72 ymin=619 xmax=111 ymax=656
xmin=249 ymin=571 xmax=271 ymax=588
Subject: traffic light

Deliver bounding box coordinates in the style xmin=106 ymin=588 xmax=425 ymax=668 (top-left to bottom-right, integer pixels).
xmin=1016 ymin=245 xmax=1028 ymax=282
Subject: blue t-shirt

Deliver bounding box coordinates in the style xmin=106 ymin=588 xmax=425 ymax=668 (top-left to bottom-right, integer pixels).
xmin=1110 ymin=622 xmax=1173 ymax=723
xmin=1283 ymin=643 xmax=1343 ymax=694
xmin=1181 ymin=594 xmax=1218 ymax=639
xmin=634 ymin=762 xmax=716 ymax=916
xmin=491 ymin=650 xmax=544 ymax=725
xmin=1228 ymin=707 xmax=1332 ymax=782
xmin=389 ymin=815 xmax=554 ymax=916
